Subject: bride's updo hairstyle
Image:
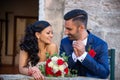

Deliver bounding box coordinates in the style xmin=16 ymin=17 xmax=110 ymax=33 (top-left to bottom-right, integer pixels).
xmin=20 ymin=21 xmax=51 ymax=66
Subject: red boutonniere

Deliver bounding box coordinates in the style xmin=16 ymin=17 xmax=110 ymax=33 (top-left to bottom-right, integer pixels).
xmin=88 ymin=45 xmax=96 ymax=58
xmin=88 ymin=49 xmax=96 ymax=58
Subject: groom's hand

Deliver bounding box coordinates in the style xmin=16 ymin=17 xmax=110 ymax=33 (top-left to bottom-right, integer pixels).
xmin=73 ymin=40 xmax=85 ymax=57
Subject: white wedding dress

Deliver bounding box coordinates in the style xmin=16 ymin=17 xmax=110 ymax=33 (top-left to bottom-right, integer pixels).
xmin=28 ymin=61 xmax=46 ymax=68
xmin=36 ymin=62 xmax=46 ymax=68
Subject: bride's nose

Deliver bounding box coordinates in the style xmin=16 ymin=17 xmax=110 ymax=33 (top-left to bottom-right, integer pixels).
xmin=50 ymin=33 xmax=53 ymax=38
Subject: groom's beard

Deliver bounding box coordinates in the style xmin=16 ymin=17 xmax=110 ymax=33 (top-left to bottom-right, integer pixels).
xmin=68 ymin=34 xmax=74 ymax=40
xmin=68 ymin=29 xmax=80 ymax=40
xmin=68 ymin=34 xmax=80 ymax=41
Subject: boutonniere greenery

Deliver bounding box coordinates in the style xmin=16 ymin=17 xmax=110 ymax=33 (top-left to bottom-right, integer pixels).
xmin=88 ymin=45 xmax=96 ymax=58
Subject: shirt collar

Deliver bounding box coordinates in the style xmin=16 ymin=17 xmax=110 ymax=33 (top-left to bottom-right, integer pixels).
xmin=73 ymin=37 xmax=88 ymax=46
xmin=82 ymin=37 xmax=87 ymax=46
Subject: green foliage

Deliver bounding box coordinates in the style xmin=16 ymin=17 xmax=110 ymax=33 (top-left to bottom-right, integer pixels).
xmin=65 ymin=69 xmax=78 ymax=77
xmin=50 ymin=53 xmax=59 ymax=57
xmin=39 ymin=63 xmax=46 ymax=75
xmin=61 ymin=52 xmax=69 ymax=62
xmin=70 ymin=69 xmax=78 ymax=77
xmin=46 ymin=52 xmax=50 ymax=59
xmin=88 ymin=45 xmax=92 ymax=52
xmin=46 ymin=52 xmax=59 ymax=58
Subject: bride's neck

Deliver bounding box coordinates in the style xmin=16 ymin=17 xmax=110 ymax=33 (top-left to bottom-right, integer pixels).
xmin=38 ymin=41 xmax=47 ymax=62
xmin=38 ymin=41 xmax=47 ymax=51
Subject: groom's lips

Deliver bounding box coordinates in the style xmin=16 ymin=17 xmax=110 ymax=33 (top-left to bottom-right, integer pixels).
xmin=68 ymin=36 xmax=73 ymax=40
xmin=68 ymin=35 xmax=73 ymax=38
xmin=68 ymin=35 xmax=72 ymax=37
xmin=68 ymin=36 xmax=71 ymax=38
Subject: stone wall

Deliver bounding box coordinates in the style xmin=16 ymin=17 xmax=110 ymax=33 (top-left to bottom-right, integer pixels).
xmin=64 ymin=0 xmax=120 ymax=79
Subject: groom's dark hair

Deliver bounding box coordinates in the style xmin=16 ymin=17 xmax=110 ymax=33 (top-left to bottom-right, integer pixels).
xmin=64 ymin=9 xmax=88 ymax=28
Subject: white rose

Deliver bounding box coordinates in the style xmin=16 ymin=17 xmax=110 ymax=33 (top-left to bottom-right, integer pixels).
xmin=48 ymin=61 xmax=54 ymax=67
xmin=53 ymin=65 xmax=59 ymax=73
xmin=59 ymin=65 xmax=65 ymax=71
xmin=51 ymin=56 xmax=58 ymax=62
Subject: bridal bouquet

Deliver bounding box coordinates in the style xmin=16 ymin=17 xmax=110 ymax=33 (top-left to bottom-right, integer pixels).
xmin=46 ymin=55 xmax=69 ymax=77
xmin=39 ymin=53 xmax=69 ymax=77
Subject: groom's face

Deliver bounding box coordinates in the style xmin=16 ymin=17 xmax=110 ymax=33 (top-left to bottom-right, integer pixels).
xmin=64 ymin=19 xmax=81 ymax=40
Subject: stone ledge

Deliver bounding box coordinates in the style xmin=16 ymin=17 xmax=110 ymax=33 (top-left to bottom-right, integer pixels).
xmin=0 ymin=74 xmax=108 ymax=80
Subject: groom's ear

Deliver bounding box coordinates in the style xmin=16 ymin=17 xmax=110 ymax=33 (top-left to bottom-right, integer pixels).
xmin=35 ymin=32 xmax=40 ymax=39
xmin=79 ymin=24 xmax=85 ymax=30
xmin=78 ymin=25 xmax=82 ymax=31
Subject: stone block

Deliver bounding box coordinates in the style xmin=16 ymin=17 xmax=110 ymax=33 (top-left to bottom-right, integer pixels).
xmin=101 ymin=0 xmax=120 ymax=12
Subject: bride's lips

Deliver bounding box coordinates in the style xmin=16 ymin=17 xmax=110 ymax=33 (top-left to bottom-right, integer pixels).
xmin=48 ymin=38 xmax=52 ymax=42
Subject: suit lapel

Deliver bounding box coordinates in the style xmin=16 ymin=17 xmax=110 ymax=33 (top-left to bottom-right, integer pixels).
xmin=85 ymin=31 xmax=94 ymax=52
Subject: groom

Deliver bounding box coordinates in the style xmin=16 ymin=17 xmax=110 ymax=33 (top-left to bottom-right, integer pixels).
xmin=59 ymin=9 xmax=109 ymax=79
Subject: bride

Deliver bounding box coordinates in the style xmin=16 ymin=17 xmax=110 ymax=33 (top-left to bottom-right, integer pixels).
xmin=19 ymin=21 xmax=58 ymax=80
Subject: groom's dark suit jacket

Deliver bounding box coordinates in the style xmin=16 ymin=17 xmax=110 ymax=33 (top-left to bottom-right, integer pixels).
xmin=60 ymin=31 xmax=109 ymax=79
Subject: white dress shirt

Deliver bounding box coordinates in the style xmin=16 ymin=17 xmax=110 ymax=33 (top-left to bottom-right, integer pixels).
xmin=72 ymin=38 xmax=88 ymax=62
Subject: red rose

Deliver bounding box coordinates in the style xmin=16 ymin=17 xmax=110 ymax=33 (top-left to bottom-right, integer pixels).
xmin=46 ymin=59 xmax=53 ymax=75
xmin=45 ymin=65 xmax=53 ymax=75
xmin=64 ymin=68 xmax=69 ymax=74
xmin=55 ymin=70 xmax=62 ymax=76
xmin=88 ymin=49 xmax=96 ymax=58
xmin=57 ymin=59 xmax=64 ymax=65
xmin=46 ymin=59 xmax=51 ymax=64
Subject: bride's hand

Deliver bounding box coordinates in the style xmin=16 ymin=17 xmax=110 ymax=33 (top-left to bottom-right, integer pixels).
xmin=29 ymin=66 xmax=44 ymax=80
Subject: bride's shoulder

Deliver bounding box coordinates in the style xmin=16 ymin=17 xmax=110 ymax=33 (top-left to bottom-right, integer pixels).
xmin=47 ymin=43 xmax=57 ymax=48
xmin=47 ymin=43 xmax=58 ymax=54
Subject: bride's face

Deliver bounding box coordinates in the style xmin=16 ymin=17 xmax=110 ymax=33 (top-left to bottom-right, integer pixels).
xmin=38 ymin=26 xmax=53 ymax=44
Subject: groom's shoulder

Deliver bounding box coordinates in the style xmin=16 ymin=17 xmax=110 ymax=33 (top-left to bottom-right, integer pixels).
xmin=61 ymin=37 xmax=72 ymax=43
xmin=90 ymin=32 xmax=107 ymax=45
xmin=61 ymin=37 xmax=70 ymax=41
